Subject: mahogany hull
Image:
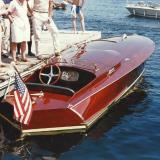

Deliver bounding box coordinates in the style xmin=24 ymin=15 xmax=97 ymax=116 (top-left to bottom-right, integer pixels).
xmin=0 ymin=34 xmax=155 ymax=137
xmin=21 ymin=63 xmax=145 ymax=136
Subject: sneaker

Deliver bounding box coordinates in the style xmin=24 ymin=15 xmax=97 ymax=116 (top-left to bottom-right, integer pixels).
xmin=28 ymin=52 xmax=35 ymax=57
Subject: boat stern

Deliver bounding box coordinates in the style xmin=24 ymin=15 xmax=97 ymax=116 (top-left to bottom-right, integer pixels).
xmin=21 ymin=108 xmax=86 ymax=137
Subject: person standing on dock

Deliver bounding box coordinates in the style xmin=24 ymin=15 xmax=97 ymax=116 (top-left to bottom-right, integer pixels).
xmin=30 ymin=0 xmax=61 ymax=59
xmin=63 ymin=0 xmax=85 ymax=33
xmin=8 ymin=0 xmax=31 ymax=63
xmin=1 ymin=0 xmax=12 ymax=58
xmin=17 ymin=0 xmax=34 ymax=57
xmin=0 ymin=0 xmax=9 ymax=65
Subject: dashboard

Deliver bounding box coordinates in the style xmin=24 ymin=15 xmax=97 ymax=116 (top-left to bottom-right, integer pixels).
xmin=60 ymin=70 xmax=79 ymax=82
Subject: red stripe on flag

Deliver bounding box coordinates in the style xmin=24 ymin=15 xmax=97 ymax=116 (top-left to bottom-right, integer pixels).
xmin=13 ymin=73 xmax=33 ymax=125
xmin=14 ymin=91 xmax=25 ymax=118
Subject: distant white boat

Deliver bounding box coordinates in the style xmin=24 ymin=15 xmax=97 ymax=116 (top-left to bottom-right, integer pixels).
xmin=126 ymin=1 xmax=160 ymax=18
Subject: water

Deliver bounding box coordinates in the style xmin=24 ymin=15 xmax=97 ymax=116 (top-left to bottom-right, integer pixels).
xmin=1 ymin=0 xmax=160 ymax=159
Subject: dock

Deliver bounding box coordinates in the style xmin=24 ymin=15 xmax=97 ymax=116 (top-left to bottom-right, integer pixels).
xmin=0 ymin=30 xmax=101 ymax=97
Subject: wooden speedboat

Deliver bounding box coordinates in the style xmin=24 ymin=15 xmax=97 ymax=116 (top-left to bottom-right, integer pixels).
xmin=0 ymin=34 xmax=155 ymax=137
xmin=126 ymin=1 xmax=160 ymax=18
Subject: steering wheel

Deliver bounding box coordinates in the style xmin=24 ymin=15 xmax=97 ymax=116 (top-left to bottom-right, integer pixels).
xmin=39 ymin=64 xmax=61 ymax=85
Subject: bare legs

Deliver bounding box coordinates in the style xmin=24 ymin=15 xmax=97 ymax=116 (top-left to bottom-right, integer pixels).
xmin=72 ymin=12 xmax=85 ymax=33
xmin=72 ymin=16 xmax=77 ymax=33
xmin=11 ymin=41 xmax=27 ymax=63
xmin=11 ymin=42 xmax=17 ymax=62
xmin=80 ymin=12 xmax=85 ymax=32
xmin=21 ymin=42 xmax=27 ymax=61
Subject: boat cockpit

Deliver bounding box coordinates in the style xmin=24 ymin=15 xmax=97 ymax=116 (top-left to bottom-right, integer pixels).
xmin=26 ymin=64 xmax=96 ymax=96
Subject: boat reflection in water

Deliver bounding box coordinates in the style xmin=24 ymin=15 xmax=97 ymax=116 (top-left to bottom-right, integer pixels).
xmin=0 ymin=34 xmax=155 ymax=138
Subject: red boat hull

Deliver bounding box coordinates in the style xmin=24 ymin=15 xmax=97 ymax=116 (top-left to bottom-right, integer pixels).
xmin=21 ymin=63 xmax=145 ymax=136
xmin=0 ymin=34 xmax=155 ymax=137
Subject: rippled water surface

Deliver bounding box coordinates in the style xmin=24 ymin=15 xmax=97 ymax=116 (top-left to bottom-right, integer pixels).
xmin=1 ymin=0 xmax=160 ymax=159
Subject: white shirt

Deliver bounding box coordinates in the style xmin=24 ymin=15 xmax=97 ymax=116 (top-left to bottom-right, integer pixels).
xmin=33 ymin=0 xmax=51 ymax=12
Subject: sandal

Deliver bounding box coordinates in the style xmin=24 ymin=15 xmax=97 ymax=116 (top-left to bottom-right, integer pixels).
xmin=21 ymin=58 xmax=29 ymax=62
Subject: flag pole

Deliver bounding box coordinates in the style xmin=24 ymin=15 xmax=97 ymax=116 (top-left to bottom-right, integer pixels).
xmin=11 ymin=62 xmax=25 ymax=82
xmin=11 ymin=62 xmax=21 ymax=75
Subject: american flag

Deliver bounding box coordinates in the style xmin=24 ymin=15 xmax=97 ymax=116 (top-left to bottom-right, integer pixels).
xmin=13 ymin=73 xmax=32 ymax=125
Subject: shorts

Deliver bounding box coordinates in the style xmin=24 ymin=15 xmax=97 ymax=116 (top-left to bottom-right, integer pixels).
xmin=76 ymin=6 xmax=81 ymax=14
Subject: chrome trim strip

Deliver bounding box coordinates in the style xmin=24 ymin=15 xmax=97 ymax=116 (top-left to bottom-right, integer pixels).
xmin=22 ymin=125 xmax=86 ymax=137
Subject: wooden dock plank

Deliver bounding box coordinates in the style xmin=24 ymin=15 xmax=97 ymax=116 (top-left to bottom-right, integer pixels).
xmin=31 ymin=30 xmax=101 ymax=55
